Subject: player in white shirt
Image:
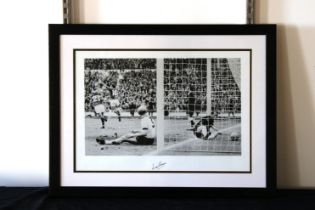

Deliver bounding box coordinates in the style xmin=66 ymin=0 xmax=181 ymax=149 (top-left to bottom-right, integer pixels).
xmin=109 ymin=95 xmax=121 ymax=122
xmin=92 ymin=93 xmax=107 ymax=129
xmin=105 ymin=105 xmax=155 ymax=145
xmin=91 ymin=83 xmax=109 ymax=128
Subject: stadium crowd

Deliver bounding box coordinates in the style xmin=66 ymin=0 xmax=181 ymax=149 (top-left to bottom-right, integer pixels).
xmin=164 ymin=59 xmax=207 ymax=114
xmin=164 ymin=58 xmax=241 ymax=116
xmin=85 ymin=58 xmax=156 ymax=70
xmin=211 ymin=58 xmax=241 ymax=115
xmin=84 ymin=59 xmax=156 ymax=115
xmin=84 ymin=58 xmax=241 ymax=116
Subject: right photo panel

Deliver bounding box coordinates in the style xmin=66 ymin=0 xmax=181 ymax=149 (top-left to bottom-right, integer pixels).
xmin=162 ymin=58 xmax=242 ymax=156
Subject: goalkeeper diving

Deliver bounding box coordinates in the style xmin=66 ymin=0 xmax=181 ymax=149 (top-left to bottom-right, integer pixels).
xmin=191 ymin=116 xmax=222 ymax=140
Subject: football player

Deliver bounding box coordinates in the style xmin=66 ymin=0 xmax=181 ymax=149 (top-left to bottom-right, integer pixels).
xmin=104 ymin=106 xmax=155 ymax=145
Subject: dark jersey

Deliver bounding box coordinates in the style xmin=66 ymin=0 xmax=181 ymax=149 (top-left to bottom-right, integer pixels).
xmin=188 ymin=91 xmax=195 ymax=111
xmin=195 ymin=98 xmax=202 ymax=112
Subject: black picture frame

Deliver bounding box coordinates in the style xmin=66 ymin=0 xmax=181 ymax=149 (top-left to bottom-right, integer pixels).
xmin=49 ymin=24 xmax=276 ymax=197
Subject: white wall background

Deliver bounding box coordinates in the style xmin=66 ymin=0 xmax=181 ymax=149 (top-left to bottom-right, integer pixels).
xmin=72 ymin=0 xmax=247 ymax=24
xmin=0 ymin=0 xmax=62 ymax=186
xmin=0 ymin=0 xmax=314 ymax=188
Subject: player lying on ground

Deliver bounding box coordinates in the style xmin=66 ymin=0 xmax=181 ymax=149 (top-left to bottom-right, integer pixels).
xmin=191 ymin=116 xmax=222 ymax=140
xmin=104 ymin=106 xmax=156 ymax=145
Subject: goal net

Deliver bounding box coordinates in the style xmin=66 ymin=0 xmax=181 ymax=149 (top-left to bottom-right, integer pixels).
xmin=160 ymin=58 xmax=241 ymax=155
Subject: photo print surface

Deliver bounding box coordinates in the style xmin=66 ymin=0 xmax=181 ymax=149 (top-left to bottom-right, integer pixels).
xmin=161 ymin=58 xmax=241 ymax=156
xmin=84 ymin=58 xmax=157 ymax=155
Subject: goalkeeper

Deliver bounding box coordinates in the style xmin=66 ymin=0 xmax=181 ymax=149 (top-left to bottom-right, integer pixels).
xmin=192 ymin=116 xmax=221 ymax=140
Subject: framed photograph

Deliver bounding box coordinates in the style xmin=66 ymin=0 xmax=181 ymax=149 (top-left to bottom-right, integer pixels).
xmin=49 ymin=24 xmax=276 ymax=196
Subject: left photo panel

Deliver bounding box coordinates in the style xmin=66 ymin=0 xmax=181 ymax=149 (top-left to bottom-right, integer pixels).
xmin=83 ymin=58 xmax=157 ymax=155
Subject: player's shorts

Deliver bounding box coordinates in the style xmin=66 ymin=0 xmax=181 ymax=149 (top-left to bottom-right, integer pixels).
xmin=94 ymin=104 xmax=105 ymax=114
xmin=136 ymin=136 xmax=154 ymax=145
xmin=100 ymin=115 xmax=108 ymax=121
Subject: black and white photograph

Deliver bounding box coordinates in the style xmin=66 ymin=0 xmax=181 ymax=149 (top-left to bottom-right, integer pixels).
xmin=82 ymin=55 xmax=243 ymax=157
xmin=84 ymin=58 xmax=157 ymax=155
xmin=161 ymin=58 xmax=241 ymax=156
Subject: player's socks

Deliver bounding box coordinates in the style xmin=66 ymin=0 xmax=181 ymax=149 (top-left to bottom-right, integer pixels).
xmin=188 ymin=116 xmax=195 ymax=127
xmin=101 ymin=118 xmax=106 ymax=128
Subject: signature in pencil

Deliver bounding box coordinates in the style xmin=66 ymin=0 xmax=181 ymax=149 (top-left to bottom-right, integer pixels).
xmin=152 ymin=161 xmax=167 ymax=170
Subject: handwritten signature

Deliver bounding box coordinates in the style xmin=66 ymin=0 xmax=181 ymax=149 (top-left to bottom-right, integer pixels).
xmin=152 ymin=161 xmax=167 ymax=170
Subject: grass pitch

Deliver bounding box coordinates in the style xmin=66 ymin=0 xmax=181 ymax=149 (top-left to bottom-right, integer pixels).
xmin=85 ymin=117 xmax=156 ymax=156
xmin=158 ymin=117 xmax=241 ymax=156
xmin=85 ymin=115 xmax=241 ymax=156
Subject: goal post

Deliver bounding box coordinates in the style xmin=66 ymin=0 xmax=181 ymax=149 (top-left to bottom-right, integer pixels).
xmin=206 ymin=58 xmax=212 ymax=116
xmin=156 ymin=58 xmax=164 ymax=151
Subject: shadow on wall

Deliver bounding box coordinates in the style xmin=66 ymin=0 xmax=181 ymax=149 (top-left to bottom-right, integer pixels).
xmin=276 ymin=25 xmax=299 ymax=188
xmin=256 ymin=0 xmax=315 ymax=189
xmin=277 ymin=25 xmax=315 ymax=188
